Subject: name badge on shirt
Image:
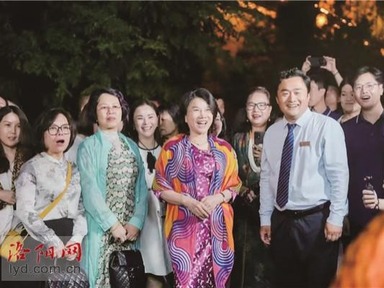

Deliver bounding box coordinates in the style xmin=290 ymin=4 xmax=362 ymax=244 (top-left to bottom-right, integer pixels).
xmin=299 ymin=141 xmax=310 ymax=147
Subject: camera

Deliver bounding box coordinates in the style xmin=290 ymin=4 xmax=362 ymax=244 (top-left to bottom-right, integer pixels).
xmin=308 ymin=56 xmax=326 ymax=68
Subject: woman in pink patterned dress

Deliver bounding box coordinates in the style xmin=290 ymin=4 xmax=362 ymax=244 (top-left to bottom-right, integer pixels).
xmin=153 ymin=88 xmax=241 ymax=288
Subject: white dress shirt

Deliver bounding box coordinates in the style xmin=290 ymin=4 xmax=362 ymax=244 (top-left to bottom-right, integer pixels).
xmin=260 ymin=109 xmax=349 ymax=227
xmin=16 ymin=153 xmax=87 ymax=249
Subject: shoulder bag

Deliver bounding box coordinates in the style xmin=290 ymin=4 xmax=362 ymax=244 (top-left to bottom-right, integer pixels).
xmin=0 ymin=162 xmax=72 ymax=262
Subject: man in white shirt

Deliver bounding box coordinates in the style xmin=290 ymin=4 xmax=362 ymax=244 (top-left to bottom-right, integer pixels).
xmin=259 ymin=67 xmax=349 ymax=288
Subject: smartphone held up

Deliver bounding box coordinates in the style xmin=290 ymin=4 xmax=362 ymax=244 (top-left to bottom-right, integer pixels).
xmin=308 ymin=56 xmax=327 ymax=68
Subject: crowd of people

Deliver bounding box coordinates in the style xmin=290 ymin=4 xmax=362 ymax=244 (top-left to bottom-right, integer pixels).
xmin=0 ymin=56 xmax=383 ymax=288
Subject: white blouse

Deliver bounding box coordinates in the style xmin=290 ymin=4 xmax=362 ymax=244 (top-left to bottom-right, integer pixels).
xmin=15 ymin=152 xmax=87 ymax=249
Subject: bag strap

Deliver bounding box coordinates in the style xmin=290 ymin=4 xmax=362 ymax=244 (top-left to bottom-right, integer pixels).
xmin=39 ymin=162 xmax=72 ymax=219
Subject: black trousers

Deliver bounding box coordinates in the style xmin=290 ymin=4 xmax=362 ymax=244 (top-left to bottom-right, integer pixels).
xmin=270 ymin=204 xmax=339 ymax=288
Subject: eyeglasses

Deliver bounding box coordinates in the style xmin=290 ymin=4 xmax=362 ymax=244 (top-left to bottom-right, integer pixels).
xmin=47 ymin=124 xmax=71 ymax=135
xmin=354 ymin=83 xmax=379 ymax=94
xmin=246 ymin=102 xmax=270 ymax=111
xmin=147 ymin=152 xmax=156 ymax=173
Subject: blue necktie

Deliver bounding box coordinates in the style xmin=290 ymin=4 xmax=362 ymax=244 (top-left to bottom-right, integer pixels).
xmin=276 ymin=123 xmax=296 ymax=208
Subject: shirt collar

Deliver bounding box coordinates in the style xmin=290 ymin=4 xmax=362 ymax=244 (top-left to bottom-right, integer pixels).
xmin=282 ymin=108 xmax=311 ymax=128
xmin=356 ymin=111 xmax=384 ymax=124
xmin=323 ymin=106 xmax=332 ymax=117
xmin=41 ymin=152 xmax=66 ymax=165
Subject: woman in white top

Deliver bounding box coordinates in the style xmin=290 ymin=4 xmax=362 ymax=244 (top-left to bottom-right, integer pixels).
xmin=0 ymin=106 xmax=34 ymax=286
xmin=130 ymin=99 xmax=173 ymax=288
xmin=16 ymin=108 xmax=87 ymax=287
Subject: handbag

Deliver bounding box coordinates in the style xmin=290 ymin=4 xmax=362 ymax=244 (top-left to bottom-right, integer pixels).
xmin=45 ymin=260 xmax=89 ymax=288
xmin=109 ymin=250 xmax=146 ymax=288
xmin=0 ymin=162 xmax=72 ymax=262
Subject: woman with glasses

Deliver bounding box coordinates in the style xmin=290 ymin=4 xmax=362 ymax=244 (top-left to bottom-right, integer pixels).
xmin=77 ymin=88 xmax=147 ymax=288
xmin=231 ymin=87 xmax=274 ymax=288
xmin=153 ymin=88 xmax=241 ymax=288
xmin=129 ymin=99 xmax=173 ymax=288
xmin=15 ymin=107 xmax=87 ymax=287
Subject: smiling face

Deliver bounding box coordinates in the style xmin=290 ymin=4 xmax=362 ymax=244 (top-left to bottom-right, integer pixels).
xmin=185 ymin=97 xmax=214 ymax=137
xmin=133 ymin=104 xmax=158 ymax=140
xmin=0 ymin=112 xmax=20 ymax=149
xmin=246 ymin=91 xmax=272 ymax=129
xmin=353 ymin=72 xmax=383 ymax=112
xmin=96 ymin=93 xmax=122 ymax=131
xmin=340 ymin=83 xmax=360 ymax=115
xmin=277 ymin=76 xmax=310 ymax=122
xmin=44 ymin=113 xmax=71 ymax=158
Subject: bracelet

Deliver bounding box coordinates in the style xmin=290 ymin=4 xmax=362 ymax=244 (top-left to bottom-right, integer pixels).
xmin=220 ymin=192 xmax=226 ymax=203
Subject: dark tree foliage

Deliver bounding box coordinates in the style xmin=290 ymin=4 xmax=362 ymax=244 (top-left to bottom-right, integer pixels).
xmin=0 ymin=1 xmax=382 ymax=123
xmin=0 ymin=1 xmax=259 ymax=121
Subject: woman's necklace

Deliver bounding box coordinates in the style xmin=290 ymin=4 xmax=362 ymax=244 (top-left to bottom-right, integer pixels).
xmin=189 ymin=137 xmax=208 ymax=146
xmin=138 ymin=139 xmax=157 ymax=173
xmin=138 ymin=139 xmax=157 ymax=151
xmin=191 ymin=140 xmax=208 ymax=147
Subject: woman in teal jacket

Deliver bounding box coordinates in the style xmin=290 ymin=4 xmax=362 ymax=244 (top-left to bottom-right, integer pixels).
xmin=77 ymin=88 xmax=147 ymax=288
